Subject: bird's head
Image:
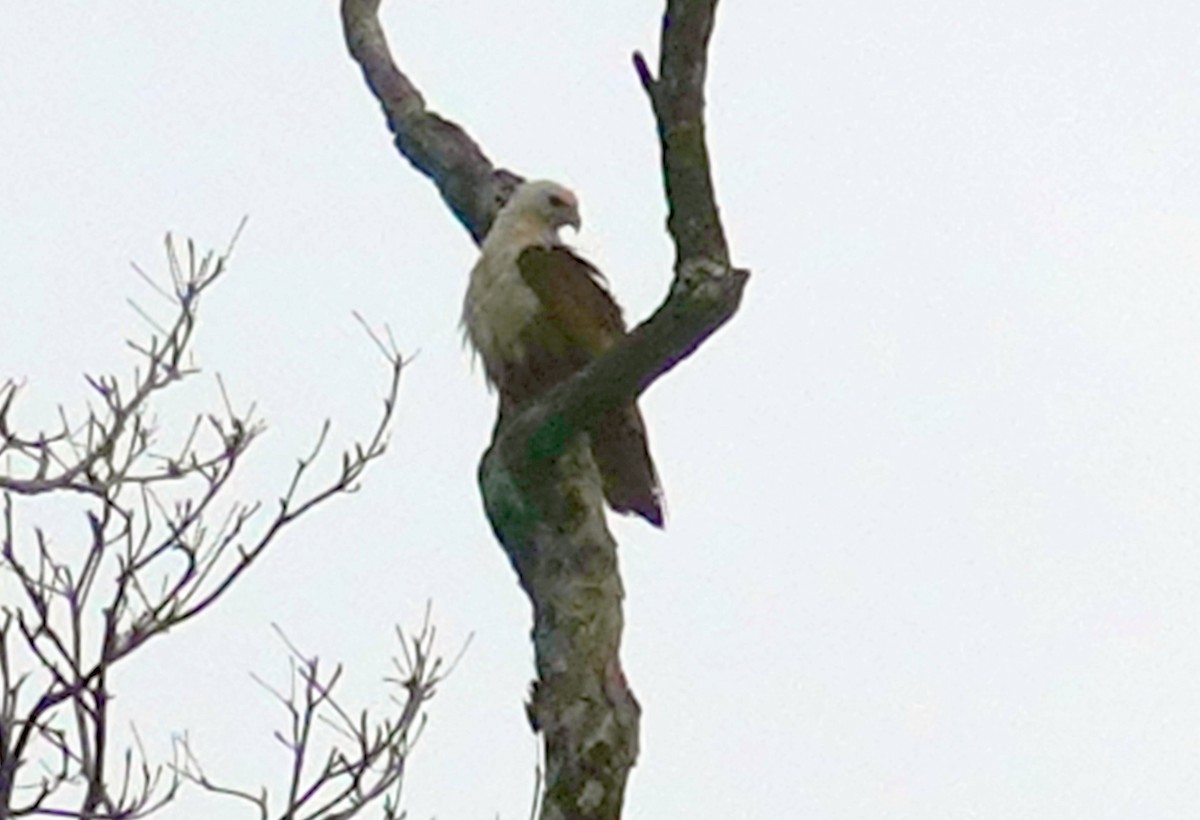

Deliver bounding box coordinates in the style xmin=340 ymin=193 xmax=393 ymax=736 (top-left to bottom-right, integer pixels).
xmin=495 ymin=180 xmax=582 ymax=243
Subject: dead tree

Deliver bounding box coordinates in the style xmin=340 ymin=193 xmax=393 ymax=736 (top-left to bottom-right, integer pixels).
xmin=0 ymin=234 xmax=445 ymax=818
xmin=342 ymin=2 xmax=748 ymax=817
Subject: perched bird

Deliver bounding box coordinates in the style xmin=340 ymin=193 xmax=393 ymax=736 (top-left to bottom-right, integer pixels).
xmin=463 ymin=180 xmax=664 ymax=527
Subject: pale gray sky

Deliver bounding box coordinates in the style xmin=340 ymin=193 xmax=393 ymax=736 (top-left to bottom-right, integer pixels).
xmin=4 ymin=2 xmax=1200 ymax=818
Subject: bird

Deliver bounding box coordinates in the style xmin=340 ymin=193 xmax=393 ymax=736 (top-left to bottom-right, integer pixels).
xmin=463 ymin=179 xmax=664 ymax=527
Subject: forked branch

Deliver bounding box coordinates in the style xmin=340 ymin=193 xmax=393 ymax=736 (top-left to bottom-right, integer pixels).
xmin=177 ymin=612 xmax=457 ymax=819
xmin=341 ymin=2 xmax=746 ymax=818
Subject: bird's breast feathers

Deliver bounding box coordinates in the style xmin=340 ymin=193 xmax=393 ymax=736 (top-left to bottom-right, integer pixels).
xmin=464 ymin=249 xmax=541 ymax=375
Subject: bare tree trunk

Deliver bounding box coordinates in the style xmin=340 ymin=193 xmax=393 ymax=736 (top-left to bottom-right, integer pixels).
xmin=342 ymin=2 xmax=747 ymax=816
xmin=481 ymin=434 xmax=638 ymax=819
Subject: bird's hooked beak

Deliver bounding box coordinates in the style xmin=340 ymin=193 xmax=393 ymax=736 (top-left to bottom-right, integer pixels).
xmin=566 ymin=210 xmax=582 ymax=233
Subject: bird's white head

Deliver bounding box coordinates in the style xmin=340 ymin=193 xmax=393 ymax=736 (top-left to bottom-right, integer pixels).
xmin=489 ymin=180 xmax=582 ymax=246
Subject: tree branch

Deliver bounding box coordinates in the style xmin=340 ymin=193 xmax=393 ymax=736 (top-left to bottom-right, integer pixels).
xmin=634 ymin=0 xmax=732 ymax=268
xmin=1 ymin=233 xmax=412 ymax=818
xmin=177 ymin=616 xmax=449 ymax=820
xmin=340 ymin=0 xmax=523 ymax=242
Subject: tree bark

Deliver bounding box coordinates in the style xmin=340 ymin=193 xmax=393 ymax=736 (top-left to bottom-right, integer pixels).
xmin=340 ymin=0 xmax=521 ymax=241
xmin=342 ymin=2 xmax=746 ymax=816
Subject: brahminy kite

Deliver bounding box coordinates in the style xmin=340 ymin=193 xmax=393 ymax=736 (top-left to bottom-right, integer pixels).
xmin=463 ymin=180 xmax=664 ymax=527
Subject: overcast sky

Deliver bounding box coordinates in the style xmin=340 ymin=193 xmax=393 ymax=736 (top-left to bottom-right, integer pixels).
xmin=4 ymin=2 xmax=1200 ymax=818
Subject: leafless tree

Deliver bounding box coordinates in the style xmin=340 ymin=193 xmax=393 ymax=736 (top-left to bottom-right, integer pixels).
xmin=0 ymin=231 xmax=444 ymax=818
xmin=342 ymin=1 xmax=748 ymax=817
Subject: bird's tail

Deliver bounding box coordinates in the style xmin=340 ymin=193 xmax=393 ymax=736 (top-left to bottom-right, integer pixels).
xmin=592 ymin=403 xmax=665 ymax=528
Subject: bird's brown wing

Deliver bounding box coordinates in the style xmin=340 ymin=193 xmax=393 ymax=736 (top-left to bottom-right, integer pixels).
xmin=515 ymin=245 xmax=664 ymax=528
xmin=516 ymin=245 xmax=625 ymax=356
xmin=592 ymin=403 xmax=664 ymax=527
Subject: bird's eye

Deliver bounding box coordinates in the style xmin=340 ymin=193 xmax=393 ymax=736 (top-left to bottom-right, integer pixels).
xmin=548 ymin=194 xmax=567 ymax=208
